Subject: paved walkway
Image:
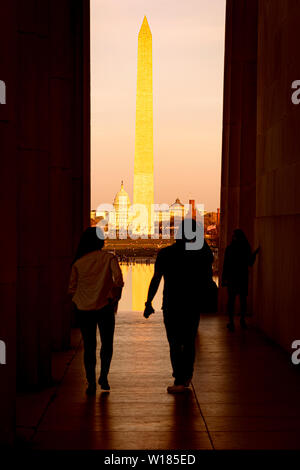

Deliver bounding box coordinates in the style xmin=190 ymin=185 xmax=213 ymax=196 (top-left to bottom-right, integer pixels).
xmin=17 ymin=312 xmax=300 ymax=450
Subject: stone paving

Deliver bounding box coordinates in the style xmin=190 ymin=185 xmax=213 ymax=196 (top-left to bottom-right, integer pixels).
xmin=16 ymin=312 xmax=300 ymax=450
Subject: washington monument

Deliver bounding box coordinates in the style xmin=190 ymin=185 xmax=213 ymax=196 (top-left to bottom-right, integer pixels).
xmin=133 ymin=16 xmax=154 ymax=234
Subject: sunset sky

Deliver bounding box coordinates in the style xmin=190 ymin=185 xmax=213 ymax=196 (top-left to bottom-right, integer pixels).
xmin=91 ymin=0 xmax=226 ymax=212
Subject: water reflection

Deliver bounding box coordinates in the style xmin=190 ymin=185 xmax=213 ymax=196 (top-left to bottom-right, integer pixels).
xmin=132 ymin=263 xmax=155 ymax=312
xmin=119 ymin=260 xmax=163 ymax=312
xmin=119 ymin=259 xmax=218 ymax=313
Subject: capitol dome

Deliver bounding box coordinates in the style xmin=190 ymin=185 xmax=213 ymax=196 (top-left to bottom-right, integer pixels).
xmin=113 ymin=181 xmax=131 ymax=211
xmin=170 ymin=197 xmax=185 ymax=218
xmin=113 ymin=181 xmax=131 ymax=232
xmin=170 ymin=197 xmax=184 ymax=209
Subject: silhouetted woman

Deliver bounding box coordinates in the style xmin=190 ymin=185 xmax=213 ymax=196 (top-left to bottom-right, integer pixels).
xmin=68 ymin=227 xmax=124 ymax=394
xmin=222 ymin=229 xmax=259 ymax=331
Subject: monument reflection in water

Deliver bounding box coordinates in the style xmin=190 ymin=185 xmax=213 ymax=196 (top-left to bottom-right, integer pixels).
xmin=118 ymin=261 xmax=163 ymax=312
xmin=118 ymin=259 xmax=219 ymax=313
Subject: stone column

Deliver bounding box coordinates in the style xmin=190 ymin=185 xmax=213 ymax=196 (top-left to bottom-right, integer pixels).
xmin=0 ymin=1 xmax=17 ymax=445
xmin=219 ymin=0 xmax=258 ymax=313
xmin=0 ymin=0 xmax=90 ymax=445
xmin=255 ymin=0 xmax=300 ymax=349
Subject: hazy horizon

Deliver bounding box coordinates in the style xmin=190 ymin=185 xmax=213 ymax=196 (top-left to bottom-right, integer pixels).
xmin=91 ymin=0 xmax=226 ymax=212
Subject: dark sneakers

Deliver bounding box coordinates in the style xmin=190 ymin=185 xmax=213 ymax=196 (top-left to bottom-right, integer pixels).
xmin=86 ymin=378 xmax=110 ymax=394
xmin=167 ymin=384 xmax=186 ymax=394
xmin=167 ymin=378 xmax=191 ymax=393
xmin=98 ymin=376 xmax=110 ymax=391
xmin=227 ymin=319 xmax=248 ymax=331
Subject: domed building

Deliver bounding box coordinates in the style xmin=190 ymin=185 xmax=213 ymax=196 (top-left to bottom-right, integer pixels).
xmin=169 ymin=198 xmax=186 ymax=236
xmin=170 ymin=197 xmax=185 ymax=220
xmin=113 ymin=181 xmax=131 ymax=233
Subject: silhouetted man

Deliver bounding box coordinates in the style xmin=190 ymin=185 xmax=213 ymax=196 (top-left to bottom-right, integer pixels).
xmin=222 ymin=229 xmax=260 ymax=331
xmin=143 ymin=219 xmax=214 ymax=393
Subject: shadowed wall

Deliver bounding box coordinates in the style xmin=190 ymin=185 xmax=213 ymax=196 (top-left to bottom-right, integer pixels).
xmin=219 ymin=0 xmax=258 ymax=314
xmin=0 ymin=0 xmax=90 ymax=445
xmin=220 ymin=0 xmax=300 ymax=350
xmin=254 ymin=0 xmax=300 ymax=349
xmin=1 ymin=0 xmax=300 ymax=448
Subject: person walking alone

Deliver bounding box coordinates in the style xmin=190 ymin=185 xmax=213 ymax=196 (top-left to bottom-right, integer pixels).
xmin=222 ymin=229 xmax=260 ymax=332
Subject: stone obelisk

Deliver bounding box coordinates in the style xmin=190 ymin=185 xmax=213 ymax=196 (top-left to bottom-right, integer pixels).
xmin=133 ymin=16 xmax=154 ymax=234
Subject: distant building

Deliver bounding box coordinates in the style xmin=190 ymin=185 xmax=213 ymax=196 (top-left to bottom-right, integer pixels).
xmin=204 ymin=209 xmax=220 ymax=248
xmin=170 ymin=197 xmax=185 ymax=220
xmin=113 ymin=181 xmax=131 ymax=233
xmin=90 ymin=209 xmax=108 ymax=228
xmin=91 ymin=189 xmax=218 ymax=242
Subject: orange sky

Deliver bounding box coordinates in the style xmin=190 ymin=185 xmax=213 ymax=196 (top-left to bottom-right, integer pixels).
xmin=91 ymin=0 xmax=226 ymax=212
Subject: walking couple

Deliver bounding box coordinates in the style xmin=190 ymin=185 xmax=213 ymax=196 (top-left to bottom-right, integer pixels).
xmin=69 ymin=220 xmax=258 ymax=395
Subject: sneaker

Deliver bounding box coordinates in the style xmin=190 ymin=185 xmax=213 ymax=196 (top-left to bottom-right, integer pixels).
xmin=86 ymin=383 xmax=96 ymax=395
xmin=240 ymin=318 xmax=248 ymax=330
xmin=98 ymin=377 xmax=110 ymax=391
xmin=167 ymin=384 xmax=186 ymax=394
